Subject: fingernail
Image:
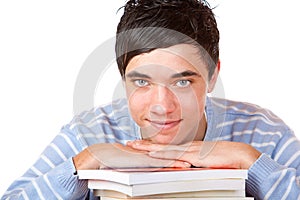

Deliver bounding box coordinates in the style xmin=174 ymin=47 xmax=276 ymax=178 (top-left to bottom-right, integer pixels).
xmin=134 ymin=141 xmax=141 ymax=146
xmin=183 ymin=162 xmax=191 ymax=168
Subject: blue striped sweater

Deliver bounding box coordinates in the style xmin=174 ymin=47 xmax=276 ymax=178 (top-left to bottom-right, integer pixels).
xmin=2 ymin=97 xmax=300 ymax=200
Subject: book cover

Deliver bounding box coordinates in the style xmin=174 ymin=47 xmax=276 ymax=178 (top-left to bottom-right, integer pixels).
xmin=78 ymin=167 xmax=248 ymax=185
xmin=88 ymin=178 xmax=245 ymax=196
xmin=94 ymin=189 xmax=246 ymax=198
xmin=100 ymin=197 xmax=254 ymax=200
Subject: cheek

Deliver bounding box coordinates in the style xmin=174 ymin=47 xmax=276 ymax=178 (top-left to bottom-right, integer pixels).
xmin=126 ymin=89 xmax=148 ymax=123
xmin=176 ymin=84 xmax=207 ymax=115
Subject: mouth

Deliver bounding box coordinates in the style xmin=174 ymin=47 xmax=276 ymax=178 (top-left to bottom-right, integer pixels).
xmin=147 ymin=119 xmax=182 ymax=130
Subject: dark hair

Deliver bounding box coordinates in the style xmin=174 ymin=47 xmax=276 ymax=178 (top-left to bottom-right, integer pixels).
xmin=115 ymin=0 xmax=219 ymax=80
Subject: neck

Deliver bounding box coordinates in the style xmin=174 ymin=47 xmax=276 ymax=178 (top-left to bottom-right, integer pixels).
xmin=195 ymin=112 xmax=207 ymax=141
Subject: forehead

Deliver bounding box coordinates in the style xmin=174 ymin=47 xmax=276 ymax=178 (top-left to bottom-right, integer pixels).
xmin=125 ymin=44 xmax=209 ymax=81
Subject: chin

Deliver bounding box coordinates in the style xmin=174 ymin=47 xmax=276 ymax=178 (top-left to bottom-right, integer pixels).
xmin=150 ymin=134 xmax=186 ymax=145
xmin=141 ymin=126 xmax=190 ymax=145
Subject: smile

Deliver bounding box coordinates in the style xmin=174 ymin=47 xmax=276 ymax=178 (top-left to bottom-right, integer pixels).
xmin=147 ymin=119 xmax=182 ymax=130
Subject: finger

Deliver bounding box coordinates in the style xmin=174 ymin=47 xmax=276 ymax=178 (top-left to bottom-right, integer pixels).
xmin=128 ymin=140 xmax=193 ymax=152
xmin=170 ymin=160 xmax=192 ymax=168
xmin=148 ymin=157 xmax=191 ymax=168
xmin=148 ymin=150 xmax=192 ymax=161
xmin=149 ymin=150 xmax=210 ymax=168
xmin=127 ymin=140 xmax=164 ymax=151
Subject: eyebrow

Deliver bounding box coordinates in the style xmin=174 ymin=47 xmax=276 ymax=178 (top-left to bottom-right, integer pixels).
xmin=126 ymin=71 xmax=151 ymax=79
xmin=125 ymin=70 xmax=200 ymax=79
xmin=170 ymin=70 xmax=200 ymax=78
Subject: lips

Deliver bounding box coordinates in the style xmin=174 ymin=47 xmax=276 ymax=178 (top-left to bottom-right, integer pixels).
xmin=147 ymin=119 xmax=182 ymax=130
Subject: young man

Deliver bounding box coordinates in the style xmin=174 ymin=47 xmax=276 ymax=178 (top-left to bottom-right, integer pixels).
xmin=2 ymin=0 xmax=300 ymax=199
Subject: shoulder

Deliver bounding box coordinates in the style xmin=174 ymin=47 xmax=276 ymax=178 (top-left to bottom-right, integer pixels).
xmin=63 ymin=98 xmax=137 ymax=145
xmin=207 ymin=97 xmax=294 ymax=153
xmin=71 ymin=98 xmax=129 ymax=124
xmin=207 ymin=97 xmax=290 ymax=135
xmin=209 ymin=97 xmax=284 ymax=123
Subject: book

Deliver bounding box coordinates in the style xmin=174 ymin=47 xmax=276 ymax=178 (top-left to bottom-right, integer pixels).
xmin=88 ymin=178 xmax=246 ymax=197
xmin=100 ymin=197 xmax=254 ymax=200
xmin=78 ymin=167 xmax=248 ymax=185
xmin=94 ymin=189 xmax=246 ymax=198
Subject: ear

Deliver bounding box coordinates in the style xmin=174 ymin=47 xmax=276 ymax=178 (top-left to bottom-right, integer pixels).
xmin=207 ymin=60 xmax=220 ymax=93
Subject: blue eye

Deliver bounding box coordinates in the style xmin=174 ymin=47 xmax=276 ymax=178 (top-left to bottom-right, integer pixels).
xmin=175 ymin=80 xmax=191 ymax=87
xmin=134 ymin=79 xmax=149 ymax=87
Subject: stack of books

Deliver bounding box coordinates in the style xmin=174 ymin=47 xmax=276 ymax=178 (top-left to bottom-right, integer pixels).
xmin=78 ymin=167 xmax=254 ymax=200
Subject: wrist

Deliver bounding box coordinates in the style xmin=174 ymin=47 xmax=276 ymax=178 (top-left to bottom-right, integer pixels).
xmin=240 ymin=144 xmax=261 ymax=169
xmin=73 ymin=148 xmax=100 ymax=170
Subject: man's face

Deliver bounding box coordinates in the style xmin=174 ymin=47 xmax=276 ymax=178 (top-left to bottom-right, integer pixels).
xmin=124 ymin=44 xmax=210 ymax=145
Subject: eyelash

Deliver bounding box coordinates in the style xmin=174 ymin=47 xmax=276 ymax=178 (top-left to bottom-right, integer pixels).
xmin=175 ymin=79 xmax=192 ymax=88
xmin=132 ymin=79 xmax=192 ymax=89
xmin=133 ymin=79 xmax=149 ymax=87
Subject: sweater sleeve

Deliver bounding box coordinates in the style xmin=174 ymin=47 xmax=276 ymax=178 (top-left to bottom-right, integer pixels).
xmin=247 ymin=129 xmax=300 ymax=199
xmin=1 ymin=125 xmax=90 ymax=200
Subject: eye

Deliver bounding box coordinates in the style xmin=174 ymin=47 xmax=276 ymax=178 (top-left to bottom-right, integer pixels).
xmin=175 ymin=80 xmax=191 ymax=88
xmin=133 ymin=79 xmax=149 ymax=87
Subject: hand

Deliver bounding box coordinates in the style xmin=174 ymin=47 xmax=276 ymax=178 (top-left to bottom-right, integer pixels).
xmin=127 ymin=140 xmax=261 ymax=169
xmin=73 ymin=143 xmax=191 ymax=170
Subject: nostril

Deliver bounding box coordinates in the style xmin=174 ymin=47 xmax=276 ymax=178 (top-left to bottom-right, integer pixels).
xmin=149 ymin=104 xmax=166 ymax=115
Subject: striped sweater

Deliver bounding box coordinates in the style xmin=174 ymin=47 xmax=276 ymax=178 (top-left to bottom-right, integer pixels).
xmin=2 ymin=97 xmax=300 ymax=200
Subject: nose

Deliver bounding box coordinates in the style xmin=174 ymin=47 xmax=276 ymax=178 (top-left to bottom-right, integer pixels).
xmin=149 ymin=85 xmax=177 ymax=115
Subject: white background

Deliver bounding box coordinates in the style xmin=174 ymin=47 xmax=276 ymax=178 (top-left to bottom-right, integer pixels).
xmin=0 ymin=0 xmax=299 ymax=196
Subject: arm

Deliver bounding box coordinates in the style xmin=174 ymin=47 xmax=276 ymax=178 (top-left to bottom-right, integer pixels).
xmin=2 ymin=128 xmax=190 ymax=200
xmin=73 ymin=143 xmax=191 ymax=170
xmin=127 ymin=140 xmax=261 ymax=169
xmin=247 ymin=129 xmax=300 ymax=199
xmin=127 ymin=131 xmax=300 ymax=199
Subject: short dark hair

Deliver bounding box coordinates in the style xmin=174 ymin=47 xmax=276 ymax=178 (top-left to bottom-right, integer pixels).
xmin=115 ymin=0 xmax=219 ymax=80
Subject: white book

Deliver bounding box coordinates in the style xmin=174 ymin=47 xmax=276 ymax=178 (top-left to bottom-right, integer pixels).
xmin=88 ymin=178 xmax=245 ymax=197
xmin=78 ymin=167 xmax=248 ymax=185
xmin=94 ymin=189 xmax=246 ymax=198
